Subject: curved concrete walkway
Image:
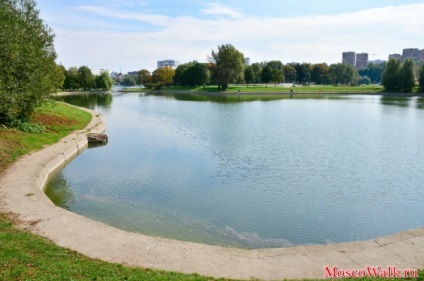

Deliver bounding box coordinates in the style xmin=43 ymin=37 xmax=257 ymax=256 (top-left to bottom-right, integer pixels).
xmin=0 ymin=107 xmax=423 ymax=280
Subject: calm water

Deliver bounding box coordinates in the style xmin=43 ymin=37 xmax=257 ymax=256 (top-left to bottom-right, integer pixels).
xmin=46 ymin=93 xmax=424 ymax=249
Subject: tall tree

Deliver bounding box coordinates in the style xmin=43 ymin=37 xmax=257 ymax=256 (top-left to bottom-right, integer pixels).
xmin=138 ymin=69 xmax=152 ymax=85
xmin=78 ymin=66 xmax=94 ymax=90
xmin=209 ymin=44 xmax=245 ymax=91
xmin=64 ymin=66 xmax=80 ymax=90
xmin=251 ymin=63 xmax=262 ymax=83
xmin=152 ymin=67 xmax=175 ymax=87
xmin=244 ymin=65 xmax=255 ymax=87
xmin=52 ymin=64 xmax=66 ymax=91
xmin=0 ymin=0 xmax=57 ymax=121
xmin=262 ymin=61 xmax=284 ymax=86
xmin=184 ymin=62 xmax=210 ymax=87
xmin=358 ymin=62 xmax=386 ymax=84
xmin=95 ymin=70 xmax=113 ymax=90
xmin=283 ymin=65 xmax=296 ymax=83
xmin=311 ymin=63 xmax=329 ymax=85
xmin=328 ymin=63 xmax=358 ymax=85
xmin=381 ymin=59 xmax=401 ymax=91
xmin=399 ymin=59 xmax=415 ymax=93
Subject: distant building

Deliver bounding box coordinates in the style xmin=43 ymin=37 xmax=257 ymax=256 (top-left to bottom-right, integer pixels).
xmin=127 ymin=71 xmax=138 ymax=76
xmin=157 ymin=59 xmax=179 ymax=69
xmin=342 ymin=52 xmax=356 ymax=67
xmin=244 ymin=57 xmax=251 ymax=66
xmin=388 ymin=54 xmax=402 ymax=61
xmin=402 ymin=48 xmax=422 ymax=63
xmin=355 ymin=53 xmax=369 ymax=70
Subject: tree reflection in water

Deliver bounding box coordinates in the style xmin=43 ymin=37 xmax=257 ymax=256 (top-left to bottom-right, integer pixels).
xmin=44 ymin=172 xmax=75 ymax=209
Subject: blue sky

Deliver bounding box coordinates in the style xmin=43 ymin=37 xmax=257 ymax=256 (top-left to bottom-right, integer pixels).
xmin=37 ymin=0 xmax=424 ymax=73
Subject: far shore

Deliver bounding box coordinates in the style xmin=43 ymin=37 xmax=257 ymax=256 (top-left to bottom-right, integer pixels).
xmin=55 ymin=89 xmax=424 ymax=98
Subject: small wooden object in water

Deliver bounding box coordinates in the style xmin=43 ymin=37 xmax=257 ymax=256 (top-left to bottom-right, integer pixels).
xmin=87 ymin=133 xmax=108 ymax=143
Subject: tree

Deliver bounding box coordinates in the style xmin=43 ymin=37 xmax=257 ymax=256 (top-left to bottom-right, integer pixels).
xmin=52 ymin=64 xmax=66 ymax=91
xmin=399 ymin=59 xmax=415 ymax=93
xmin=152 ymin=67 xmax=175 ymax=87
xmin=290 ymin=63 xmax=312 ymax=84
xmin=328 ymin=63 xmax=358 ymax=85
xmin=138 ymin=69 xmax=152 ymax=85
xmin=121 ymin=75 xmax=136 ymax=87
xmin=381 ymin=59 xmax=401 ymax=91
xmin=419 ymin=64 xmax=424 ymax=91
xmin=184 ymin=62 xmax=209 ymax=87
xmin=262 ymin=61 xmax=284 ymax=86
xmin=251 ymin=63 xmax=262 ymax=83
xmin=209 ymin=44 xmax=245 ymax=91
xmin=358 ymin=62 xmax=386 ymax=84
xmin=78 ymin=66 xmax=94 ymax=90
xmin=358 ymin=76 xmax=371 ymax=85
xmin=283 ymin=65 xmax=296 ymax=83
xmin=0 ymin=0 xmax=57 ymax=121
xmin=64 ymin=66 xmax=80 ymax=90
xmin=311 ymin=63 xmax=329 ymax=85
xmin=95 ymin=71 xmax=113 ymax=90
xmin=244 ymin=65 xmax=255 ymax=87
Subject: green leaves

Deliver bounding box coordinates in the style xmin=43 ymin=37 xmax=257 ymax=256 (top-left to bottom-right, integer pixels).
xmin=0 ymin=0 xmax=57 ymax=122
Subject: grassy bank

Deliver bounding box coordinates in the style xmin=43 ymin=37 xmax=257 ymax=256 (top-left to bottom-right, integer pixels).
xmin=121 ymin=84 xmax=386 ymax=94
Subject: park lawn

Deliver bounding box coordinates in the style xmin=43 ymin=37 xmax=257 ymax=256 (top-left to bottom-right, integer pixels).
xmin=0 ymin=101 xmax=423 ymax=281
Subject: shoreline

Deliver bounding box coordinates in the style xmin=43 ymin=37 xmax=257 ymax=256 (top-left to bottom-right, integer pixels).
xmin=0 ymin=106 xmax=423 ymax=280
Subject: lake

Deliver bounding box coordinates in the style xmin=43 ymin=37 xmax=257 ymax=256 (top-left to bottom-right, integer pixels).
xmin=47 ymin=92 xmax=424 ymax=249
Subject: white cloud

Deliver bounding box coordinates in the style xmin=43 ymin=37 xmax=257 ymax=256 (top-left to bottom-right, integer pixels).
xmin=52 ymin=3 xmax=424 ymax=72
xmin=200 ymin=3 xmax=242 ymax=18
xmin=73 ymin=6 xmax=168 ymax=26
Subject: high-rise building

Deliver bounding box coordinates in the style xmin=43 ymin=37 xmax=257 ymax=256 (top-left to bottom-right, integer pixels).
xmin=244 ymin=57 xmax=251 ymax=66
xmin=355 ymin=53 xmax=369 ymax=70
xmin=402 ymin=48 xmax=420 ymax=63
xmin=342 ymin=52 xmax=356 ymax=67
xmin=388 ymin=54 xmax=402 ymax=61
xmin=157 ymin=60 xmax=179 ymax=69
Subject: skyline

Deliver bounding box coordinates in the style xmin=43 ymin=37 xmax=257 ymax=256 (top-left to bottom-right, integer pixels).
xmin=37 ymin=0 xmax=424 ymax=73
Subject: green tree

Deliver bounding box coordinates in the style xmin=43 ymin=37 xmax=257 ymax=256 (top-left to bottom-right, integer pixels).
xmin=358 ymin=76 xmax=371 ymax=85
xmin=52 ymin=64 xmax=66 ymax=91
xmin=244 ymin=65 xmax=255 ymax=87
xmin=358 ymin=62 xmax=386 ymax=84
xmin=381 ymin=59 xmax=401 ymax=91
xmin=64 ymin=67 xmax=80 ymax=90
xmin=251 ymin=63 xmax=262 ymax=83
xmin=290 ymin=63 xmax=312 ymax=84
xmin=419 ymin=64 xmax=424 ymax=92
xmin=95 ymin=71 xmax=113 ymax=90
xmin=283 ymin=65 xmax=296 ymax=83
xmin=209 ymin=44 xmax=245 ymax=91
xmin=184 ymin=62 xmax=209 ymax=87
xmin=399 ymin=59 xmax=415 ymax=92
xmin=311 ymin=63 xmax=329 ymax=85
xmin=328 ymin=63 xmax=358 ymax=85
xmin=78 ymin=66 xmax=94 ymax=90
xmin=262 ymin=61 xmax=284 ymax=86
xmin=121 ymin=75 xmax=136 ymax=87
xmin=0 ymin=0 xmax=57 ymax=121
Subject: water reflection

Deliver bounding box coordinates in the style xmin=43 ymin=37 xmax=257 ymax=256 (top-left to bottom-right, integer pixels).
xmin=44 ymin=172 xmax=75 ymax=209
xmin=55 ymin=93 xmax=113 ymax=111
xmin=417 ymin=97 xmax=424 ymax=109
xmin=145 ymin=92 xmax=347 ymax=103
xmin=380 ymin=96 xmax=410 ymax=107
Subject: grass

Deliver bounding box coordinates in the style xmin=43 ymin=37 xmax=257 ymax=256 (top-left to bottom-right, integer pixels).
xmin=0 ymin=101 xmax=92 ymax=174
xmin=0 ymin=100 xmax=423 ymax=280
xmin=121 ymin=84 xmax=387 ymax=94
xmin=0 ymin=214 xmax=225 ymax=281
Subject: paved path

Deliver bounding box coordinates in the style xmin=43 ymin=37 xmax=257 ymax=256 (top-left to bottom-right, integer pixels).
xmin=1 ymin=107 xmax=423 ymax=280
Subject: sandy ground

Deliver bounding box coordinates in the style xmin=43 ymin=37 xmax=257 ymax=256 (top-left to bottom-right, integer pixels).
xmin=1 ymin=107 xmax=423 ymax=280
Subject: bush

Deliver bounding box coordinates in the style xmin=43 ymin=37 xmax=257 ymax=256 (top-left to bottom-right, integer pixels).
xmin=10 ymin=119 xmax=45 ymax=133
